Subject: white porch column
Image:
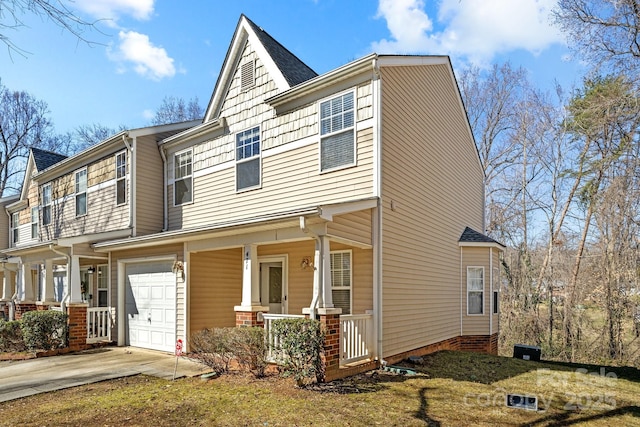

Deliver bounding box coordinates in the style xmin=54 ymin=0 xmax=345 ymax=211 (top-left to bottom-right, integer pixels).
xmin=42 ymin=259 xmax=55 ymax=302
xmin=69 ymin=255 xmax=83 ymax=303
xmin=18 ymin=263 xmax=34 ymax=301
xmin=1 ymin=269 xmax=12 ymax=300
xmin=240 ymin=244 xmax=261 ymax=307
xmin=319 ymin=235 xmax=334 ymax=309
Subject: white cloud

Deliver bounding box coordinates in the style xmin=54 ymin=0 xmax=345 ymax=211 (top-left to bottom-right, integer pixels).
xmin=109 ymin=31 xmax=176 ymax=81
xmin=74 ymin=0 xmax=154 ymax=22
xmin=372 ymin=0 xmax=564 ymax=65
xmin=142 ymin=109 xmax=155 ymax=120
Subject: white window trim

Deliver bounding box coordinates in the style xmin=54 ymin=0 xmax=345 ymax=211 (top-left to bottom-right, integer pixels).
xmin=173 ymin=148 xmax=193 ymax=206
xmin=493 ymin=267 xmax=500 ymax=314
xmin=31 ymin=207 xmax=38 ymax=240
xmin=42 ymin=183 xmax=52 ymax=226
xmin=75 ymin=168 xmax=88 ymax=218
xmin=235 ymin=126 xmax=262 ymax=192
xmin=318 ymin=89 xmax=357 ymax=174
xmin=11 ymin=212 xmax=19 ymax=245
xmin=115 ymin=151 xmax=127 ymax=206
xmin=330 ymin=249 xmax=353 ymax=315
xmin=467 ymin=266 xmax=485 ymax=315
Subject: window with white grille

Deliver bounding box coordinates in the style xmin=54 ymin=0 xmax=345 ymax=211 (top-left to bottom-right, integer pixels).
xmin=42 ymin=184 xmax=52 ymax=225
xmin=236 ymin=126 xmax=261 ymax=191
xmin=116 ymin=151 xmax=126 ymax=205
xmin=467 ymin=267 xmax=484 ymax=315
xmin=75 ymin=169 xmax=87 ymax=217
xmin=173 ymin=149 xmax=193 ymax=205
xmin=331 ymin=250 xmax=352 ymax=314
xmin=320 ymin=91 xmax=355 ymax=171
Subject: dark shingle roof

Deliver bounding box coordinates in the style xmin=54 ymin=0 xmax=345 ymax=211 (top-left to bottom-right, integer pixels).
xmin=31 ymin=147 xmax=67 ymax=172
xmin=459 ymin=227 xmax=505 ymax=247
xmin=243 ymin=15 xmax=318 ymax=87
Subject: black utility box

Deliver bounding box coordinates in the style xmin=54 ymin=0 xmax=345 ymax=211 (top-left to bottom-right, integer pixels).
xmin=513 ymin=344 xmax=541 ymax=361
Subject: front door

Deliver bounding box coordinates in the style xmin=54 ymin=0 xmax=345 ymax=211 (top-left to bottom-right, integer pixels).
xmin=260 ymin=261 xmax=285 ymax=314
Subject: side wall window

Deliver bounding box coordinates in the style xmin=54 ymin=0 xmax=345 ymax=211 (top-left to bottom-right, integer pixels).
xmin=75 ymin=169 xmax=87 ymax=217
xmin=236 ymin=126 xmax=261 ymax=191
xmin=42 ymin=184 xmax=52 ymax=225
xmin=467 ymin=267 xmax=484 ymax=315
xmin=31 ymin=207 xmax=38 ymax=239
xmin=174 ymin=149 xmax=193 ymax=205
xmin=116 ymin=151 xmax=127 ymax=205
xmin=11 ymin=212 xmax=19 ymax=244
xmin=331 ymin=250 xmax=352 ymax=314
xmin=320 ymin=91 xmax=355 ymax=172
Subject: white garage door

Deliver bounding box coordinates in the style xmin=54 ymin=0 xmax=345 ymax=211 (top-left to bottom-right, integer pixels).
xmin=125 ymin=261 xmax=176 ymax=352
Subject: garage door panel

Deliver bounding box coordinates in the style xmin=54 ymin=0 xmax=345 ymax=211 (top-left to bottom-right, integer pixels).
xmin=126 ymin=261 xmax=176 ymax=352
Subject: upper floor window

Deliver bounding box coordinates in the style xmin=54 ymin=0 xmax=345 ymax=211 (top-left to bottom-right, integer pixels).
xmin=11 ymin=212 xmax=19 ymax=244
xmin=320 ymin=91 xmax=355 ymax=172
xmin=174 ymin=149 xmax=193 ymax=205
xmin=467 ymin=267 xmax=484 ymax=315
xmin=330 ymin=250 xmax=352 ymax=315
xmin=116 ymin=151 xmax=126 ymax=205
xmin=42 ymin=184 xmax=52 ymax=225
xmin=236 ymin=126 xmax=261 ymax=191
xmin=75 ymin=169 xmax=87 ymax=217
xmin=31 ymin=207 xmax=38 ymax=239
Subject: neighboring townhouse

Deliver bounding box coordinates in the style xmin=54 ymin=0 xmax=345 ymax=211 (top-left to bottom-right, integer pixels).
xmin=91 ymin=15 xmax=505 ymax=380
xmin=1 ymin=122 xmax=198 ymax=332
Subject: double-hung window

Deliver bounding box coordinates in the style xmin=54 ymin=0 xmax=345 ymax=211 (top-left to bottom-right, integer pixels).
xmin=236 ymin=126 xmax=261 ymax=191
xmin=330 ymin=250 xmax=352 ymax=314
xmin=467 ymin=267 xmax=484 ymax=315
xmin=97 ymin=264 xmax=109 ymax=307
xmin=320 ymin=91 xmax=355 ymax=172
xmin=11 ymin=212 xmax=19 ymax=245
xmin=116 ymin=151 xmax=126 ymax=205
xmin=75 ymin=169 xmax=87 ymax=217
xmin=42 ymin=184 xmax=52 ymax=225
xmin=31 ymin=207 xmax=38 ymax=239
xmin=174 ymin=149 xmax=193 ymax=205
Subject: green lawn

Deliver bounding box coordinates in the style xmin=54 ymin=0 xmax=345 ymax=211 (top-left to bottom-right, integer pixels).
xmin=1 ymin=351 xmax=639 ymax=426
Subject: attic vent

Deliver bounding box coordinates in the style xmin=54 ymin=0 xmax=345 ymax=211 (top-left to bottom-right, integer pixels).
xmin=241 ymin=61 xmax=255 ymax=90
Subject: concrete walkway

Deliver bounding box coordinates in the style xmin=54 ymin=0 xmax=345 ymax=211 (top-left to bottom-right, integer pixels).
xmin=0 ymin=347 xmax=210 ymax=403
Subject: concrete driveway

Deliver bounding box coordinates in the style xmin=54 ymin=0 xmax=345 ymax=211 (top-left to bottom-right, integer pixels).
xmin=0 ymin=347 xmax=210 ymax=403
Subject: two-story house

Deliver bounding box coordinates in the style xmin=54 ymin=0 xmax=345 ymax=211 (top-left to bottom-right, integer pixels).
xmin=89 ymin=15 xmax=504 ymax=380
xmin=1 ymin=122 xmax=198 ymax=328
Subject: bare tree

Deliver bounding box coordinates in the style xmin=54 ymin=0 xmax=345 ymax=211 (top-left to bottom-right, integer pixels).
xmin=0 ymin=79 xmax=52 ymax=195
xmin=0 ymin=0 xmax=102 ymax=58
xmin=554 ymin=0 xmax=640 ymax=75
xmin=151 ymin=96 xmax=203 ymax=125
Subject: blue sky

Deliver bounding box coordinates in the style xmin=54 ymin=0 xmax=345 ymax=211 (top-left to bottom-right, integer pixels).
xmin=1 ymin=0 xmax=585 ymax=136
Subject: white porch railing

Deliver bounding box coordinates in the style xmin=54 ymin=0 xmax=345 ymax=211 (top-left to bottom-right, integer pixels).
xmin=340 ymin=313 xmax=373 ymax=366
xmin=87 ymin=307 xmax=112 ymax=344
xmin=263 ymin=313 xmax=305 ymax=362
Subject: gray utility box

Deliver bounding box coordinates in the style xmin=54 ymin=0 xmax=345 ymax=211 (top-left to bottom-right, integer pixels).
xmin=513 ymin=344 xmax=541 ymax=361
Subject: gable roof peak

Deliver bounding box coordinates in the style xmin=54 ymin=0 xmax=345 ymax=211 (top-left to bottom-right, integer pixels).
xmin=204 ymin=14 xmax=318 ymax=122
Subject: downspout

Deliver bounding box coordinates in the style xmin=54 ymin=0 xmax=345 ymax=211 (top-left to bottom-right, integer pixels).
xmin=49 ymin=244 xmax=71 ymax=313
xmin=121 ymin=134 xmax=134 ymax=236
xmin=300 ymin=216 xmax=321 ymax=319
xmin=372 ymin=56 xmax=384 ymax=363
xmin=159 ymin=146 xmax=169 ymax=231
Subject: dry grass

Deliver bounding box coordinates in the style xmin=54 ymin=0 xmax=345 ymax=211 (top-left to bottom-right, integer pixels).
xmin=1 ymin=351 xmax=639 ymax=426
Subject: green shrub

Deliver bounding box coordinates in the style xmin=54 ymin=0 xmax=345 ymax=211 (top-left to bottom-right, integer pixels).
xmin=21 ymin=310 xmax=68 ymax=351
xmin=190 ymin=327 xmax=268 ymax=377
xmin=0 ymin=319 xmax=26 ymax=352
xmin=271 ymin=318 xmax=325 ymax=385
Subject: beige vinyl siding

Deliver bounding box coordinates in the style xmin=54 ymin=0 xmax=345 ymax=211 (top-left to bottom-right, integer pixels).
xmin=379 ymin=64 xmax=485 ymax=357
xmin=0 ymin=205 xmax=10 ymax=249
xmin=461 ymin=247 xmax=490 ymax=335
xmin=189 ymin=248 xmax=242 ymax=333
xmin=327 ymin=210 xmax=372 ymax=247
xmin=135 ymin=136 xmax=164 ymax=235
xmin=41 ymin=156 xmax=130 ymax=239
xmin=168 ymin=127 xmax=374 ymax=230
xmin=110 ymin=243 xmax=184 ymax=344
